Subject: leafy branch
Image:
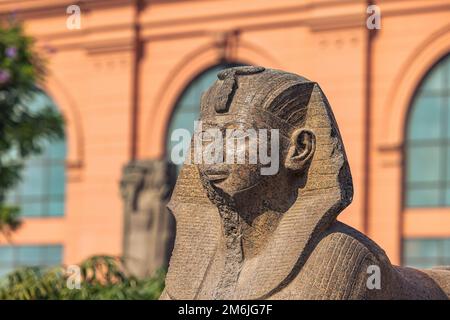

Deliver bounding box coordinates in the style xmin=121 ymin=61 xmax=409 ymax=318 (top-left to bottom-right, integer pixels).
xmin=0 ymin=21 xmax=64 ymax=236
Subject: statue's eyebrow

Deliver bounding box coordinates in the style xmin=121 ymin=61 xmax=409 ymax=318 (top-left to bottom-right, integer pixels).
xmin=199 ymin=118 xmax=292 ymax=139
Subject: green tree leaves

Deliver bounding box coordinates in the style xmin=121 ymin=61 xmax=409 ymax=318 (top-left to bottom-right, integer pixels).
xmin=0 ymin=21 xmax=64 ymax=234
xmin=0 ymin=255 xmax=165 ymax=300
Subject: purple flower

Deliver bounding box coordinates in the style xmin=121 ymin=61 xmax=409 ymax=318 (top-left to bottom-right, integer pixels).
xmin=0 ymin=69 xmax=11 ymax=84
xmin=8 ymin=10 xmax=17 ymax=24
xmin=5 ymin=47 xmax=17 ymax=58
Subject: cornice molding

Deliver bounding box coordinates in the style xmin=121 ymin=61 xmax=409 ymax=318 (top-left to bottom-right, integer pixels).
xmin=0 ymin=0 xmax=134 ymax=18
xmin=83 ymin=38 xmax=135 ymax=55
xmin=3 ymin=0 xmax=448 ymax=49
xmin=304 ymin=14 xmax=365 ymax=32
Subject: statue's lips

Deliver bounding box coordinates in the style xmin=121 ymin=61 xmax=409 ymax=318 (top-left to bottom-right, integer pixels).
xmin=204 ymin=173 xmax=229 ymax=183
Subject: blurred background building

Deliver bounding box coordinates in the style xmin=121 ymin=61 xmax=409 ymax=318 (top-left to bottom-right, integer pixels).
xmin=0 ymin=0 xmax=449 ymax=276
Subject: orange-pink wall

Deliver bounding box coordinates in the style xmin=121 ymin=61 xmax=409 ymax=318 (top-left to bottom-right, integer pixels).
xmin=0 ymin=0 xmax=449 ymax=266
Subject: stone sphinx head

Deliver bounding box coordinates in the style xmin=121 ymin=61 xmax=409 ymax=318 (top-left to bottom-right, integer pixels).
xmin=196 ymin=66 xmax=325 ymax=213
xmin=165 ymin=66 xmax=353 ymax=299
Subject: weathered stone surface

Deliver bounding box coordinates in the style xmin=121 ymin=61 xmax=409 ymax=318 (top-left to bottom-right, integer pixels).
xmin=121 ymin=159 xmax=176 ymax=278
xmin=161 ymin=66 xmax=450 ymax=300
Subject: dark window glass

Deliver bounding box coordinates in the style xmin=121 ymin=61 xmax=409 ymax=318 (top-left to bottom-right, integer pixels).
xmin=4 ymin=91 xmax=66 ymax=217
xmin=406 ymin=54 xmax=450 ymax=207
xmin=0 ymin=245 xmax=63 ymax=278
xmin=403 ymin=238 xmax=450 ymax=269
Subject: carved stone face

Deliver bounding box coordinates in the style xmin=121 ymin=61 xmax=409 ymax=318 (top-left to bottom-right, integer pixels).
xmin=197 ymin=111 xmax=295 ymax=199
xmin=196 ymin=66 xmax=316 ymax=203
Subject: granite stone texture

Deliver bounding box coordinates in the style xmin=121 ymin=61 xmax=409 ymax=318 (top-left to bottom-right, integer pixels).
xmin=161 ymin=66 xmax=450 ymax=300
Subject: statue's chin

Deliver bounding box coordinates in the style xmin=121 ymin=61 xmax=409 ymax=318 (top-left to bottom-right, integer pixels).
xmin=202 ymin=179 xmax=238 ymax=200
xmin=208 ymin=181 xmax=233 ymax=197
xmin=200 ymin=172 xmax=261 ymax=203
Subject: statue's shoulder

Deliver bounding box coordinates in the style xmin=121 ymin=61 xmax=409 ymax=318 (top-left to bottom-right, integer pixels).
xmin=290 ymin=222 xmax=450 ymax=300
xmin=275 ymin=221 xmax=393 ymax=299
xmin=312 ymin=221 xmax=392 ymax=271
xmin=325 ymin=221 xmax=391 ymax=263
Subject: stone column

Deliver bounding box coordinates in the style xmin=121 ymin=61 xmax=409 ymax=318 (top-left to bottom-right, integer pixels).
xmin=120 ymin=159 xmax=176 ymax=278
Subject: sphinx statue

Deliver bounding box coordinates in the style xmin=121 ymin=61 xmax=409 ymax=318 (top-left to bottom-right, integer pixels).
xmin=160 ymin=66 xmax=450 ymax=300
xmin=120 ymin=160 xmax=176 ymax=278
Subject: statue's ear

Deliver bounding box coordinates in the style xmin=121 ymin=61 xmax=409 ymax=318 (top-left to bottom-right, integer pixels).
xmin=285 ymin=128 xmax=316 ymax=172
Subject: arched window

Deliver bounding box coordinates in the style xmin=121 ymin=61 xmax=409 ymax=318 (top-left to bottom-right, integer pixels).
xmin=5 ymin=91 xmax=67 ymax=217
xmin=166 ymin=63 xmax=242 ymax=171
xmin=406 ymin=54 xmax=450 ymax=207
xmin=403 ymin=54 xmax=450 ymax=269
